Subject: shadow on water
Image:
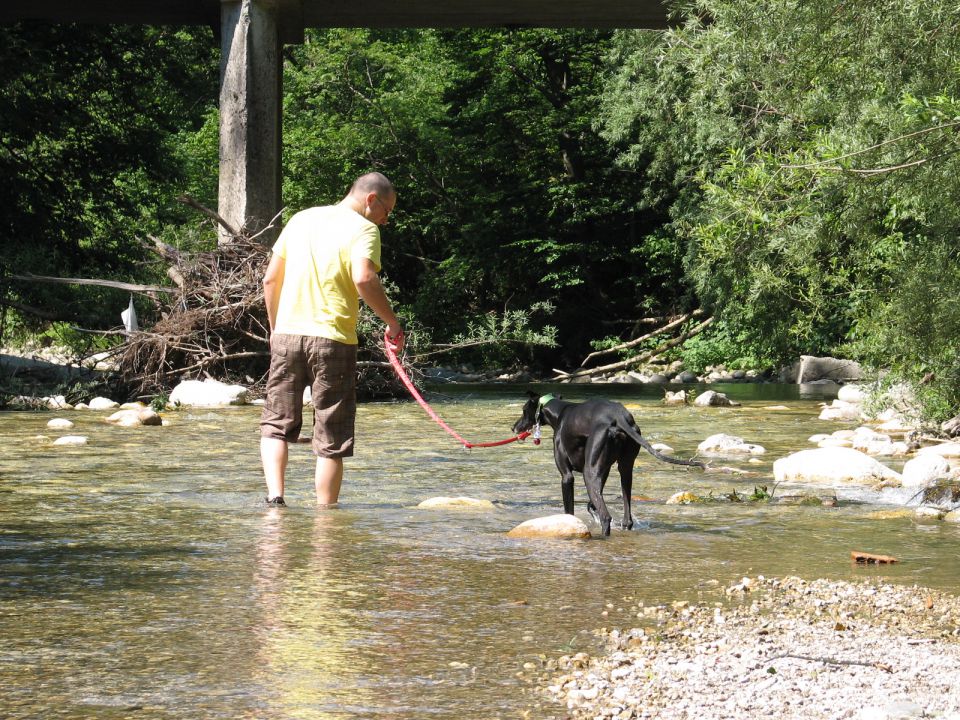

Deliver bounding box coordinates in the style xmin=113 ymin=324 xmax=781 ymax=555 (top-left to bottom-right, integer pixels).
xmin=2 ymin=382 xmax=959 ymax=718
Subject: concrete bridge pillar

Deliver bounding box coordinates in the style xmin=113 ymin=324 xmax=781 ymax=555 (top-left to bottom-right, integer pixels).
xmin=218 ymin=0 xmax=282 ymax=244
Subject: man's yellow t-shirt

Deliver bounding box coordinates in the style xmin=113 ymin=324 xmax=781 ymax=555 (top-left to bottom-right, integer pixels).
xmin=271 ymin=204 xmax=381 ymax=344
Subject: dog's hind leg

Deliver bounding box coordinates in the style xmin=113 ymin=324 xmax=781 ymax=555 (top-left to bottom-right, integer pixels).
xmin=584 ymin=432 xmax=616 ymax=536
xmin=617 ymin=444 xmax=641 ymax=530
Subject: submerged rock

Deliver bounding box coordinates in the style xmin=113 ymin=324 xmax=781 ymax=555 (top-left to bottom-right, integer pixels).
xmin=53 ymin=435 xmax=88 ymax=446
xmin=507 ymin=514 xmax=591 ymax=539
xmin=417 ymin=496 xmax=495 ymax=510
xmin=46 ymin=418 xmax=74 ymax=430
xmin=105 ymin=409 xmax=163 ymax=427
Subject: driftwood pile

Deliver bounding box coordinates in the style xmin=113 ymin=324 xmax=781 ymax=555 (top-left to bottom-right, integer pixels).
xmin=117 ymin=235 xmax=272 ymax=396
xmin=117 ymin=226 xmax=403 ymax=400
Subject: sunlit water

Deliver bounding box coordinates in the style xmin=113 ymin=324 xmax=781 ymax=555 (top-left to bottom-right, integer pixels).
xmin=2 ymin=382 xmax=959 ymax=719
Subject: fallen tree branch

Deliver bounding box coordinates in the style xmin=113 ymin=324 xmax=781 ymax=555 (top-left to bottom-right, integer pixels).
xmin=580 ymin=310 xmax=704 ymax=366
xmin=555 ymin=316 xmax=714 ymax=380
xmin=8 ymin=273 xmax=175 ymax=294
xmin=176 ymin=194 xmax=239 ymax=237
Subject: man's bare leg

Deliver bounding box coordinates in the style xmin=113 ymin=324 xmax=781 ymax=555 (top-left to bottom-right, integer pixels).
xmin=260 ymin=437 xmax=288 ymax=501
xmin=315 ymin=457 xmax=343 ymax=506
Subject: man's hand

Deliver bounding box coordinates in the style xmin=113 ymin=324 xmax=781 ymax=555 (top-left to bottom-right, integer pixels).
xmin=386 ymin=325 xmax=405 ymax=353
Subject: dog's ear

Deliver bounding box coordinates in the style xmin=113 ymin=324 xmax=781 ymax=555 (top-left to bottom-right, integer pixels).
xmin=525 ymin=390 xmax=538 ymax=400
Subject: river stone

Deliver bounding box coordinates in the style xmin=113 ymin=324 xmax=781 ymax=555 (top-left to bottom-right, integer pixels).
xmin=417 ymin=496 xmax=495 ymax=510
xmin=506 ymin=514 xmax=591 ymax=539
xmin=663 ymin=390 xmax=687 ymax=405
xmin=772 ymin=447 xmax=902 ymax=486
xmin=106 ymin=409 xmax=162 ymax=427
xmin=666 ymin=491 xmax=700 ymax=504
xmin=837 ymin=384 xmax=867 ymax=404
xmin=53 ymin=435 xmax=88 ymax=446
xmin=46 ymin=418 xmax=74 ymax=430
xmin=693 ymin=390 xmax=740 ymax=407
xmin=901 ymin=454 xmax=951 ymax=488
xmin=43 ymin=395 xmax=73 ymax=410
xmin=88 ymin=396 xmax=120 ymax=410
xmin=916 ymin=442 xmax=960 ymax=459
xmin=697 ymin=433 xmax=765 ymax=455
xmin=169 ymin=378 xmax=248 ymax=407
xmin=818 ymin=399 xmax=862 ymax=421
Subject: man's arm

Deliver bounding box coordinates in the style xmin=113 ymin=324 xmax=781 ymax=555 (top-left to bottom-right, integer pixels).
xmin=352 ymin=257 xmax=404 ymax=350
xmin=262 ymin=253 xmax=285 ymax=332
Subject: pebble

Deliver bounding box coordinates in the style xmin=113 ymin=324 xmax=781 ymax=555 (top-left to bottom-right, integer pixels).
xmin=544 ymin=576 xmax=960 ymax=719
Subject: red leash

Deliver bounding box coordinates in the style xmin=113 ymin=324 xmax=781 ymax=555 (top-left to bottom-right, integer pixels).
xmin=383 ymin=330 xmax=531 ymax=449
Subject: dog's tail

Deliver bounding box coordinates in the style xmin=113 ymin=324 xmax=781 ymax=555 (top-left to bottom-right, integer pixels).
xmin=616 ymin=417 xmax=706 ymax=469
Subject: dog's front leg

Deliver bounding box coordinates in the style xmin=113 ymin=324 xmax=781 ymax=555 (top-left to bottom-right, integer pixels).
xmin=560 ymin=471 xmax=576 ymax=515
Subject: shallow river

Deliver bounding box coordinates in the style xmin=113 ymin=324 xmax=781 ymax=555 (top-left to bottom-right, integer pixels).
xmin=2 ymin=382 xmax=959 ymax=719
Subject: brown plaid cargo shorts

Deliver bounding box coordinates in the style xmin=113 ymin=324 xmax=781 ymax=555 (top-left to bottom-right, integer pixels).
xmin=259 ymin=334 xmax=357 ymax=458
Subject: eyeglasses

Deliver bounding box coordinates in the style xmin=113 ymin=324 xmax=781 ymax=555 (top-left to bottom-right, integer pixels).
xmin=372 ymin=195 xmax=392 ymax=219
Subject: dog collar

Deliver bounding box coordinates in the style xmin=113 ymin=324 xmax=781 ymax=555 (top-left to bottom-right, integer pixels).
xmin=538 ymin=393 xmax=555 ymax=407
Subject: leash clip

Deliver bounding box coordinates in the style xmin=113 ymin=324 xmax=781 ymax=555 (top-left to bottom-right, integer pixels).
xmin=533 ymin=423 xmax=542 ymax=445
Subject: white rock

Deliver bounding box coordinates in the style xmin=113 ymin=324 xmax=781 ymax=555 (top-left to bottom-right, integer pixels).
xmin=901 ymin=454 xmax=951 ymax=488
xmin=119 ymin=401 xmax=146 ymax=410
xmin=773 ymin=447 xmax=901 ymax=486
xmin=818 ymin=399 xmax=862 ymax=421
xmin=169 ymin=379 xmax=248 ymax=407
xmin=663 ymin=390 xmax=687 ymax=405
xmin=417 ymin=496 xmax=495 ymax=510
xmin=698 ymin=433 xmax=765 ymax=455
xmin=43 ymin=395 xmax=73 ymax=410
xmin=916 ymin=442 xmax=960 ymax=458
xmin=53 ymin=435 xmax=88 ymax=446
xmin=817 ymin=437 xmax=853 ymax=448
xmin=46 ymin=418 xmax=74 ymax=430
xmin=693 ymin=390 xmax=740 ymax=407
xmin=105 ymin=409 xmax=163 ymax=427
xmin=837 ymin=384 xmax=866 ymax=404
xmin=507 ymin=514 xmax=591 ymax=539
xmin=88 ymin=396 xmax=120 ymax=410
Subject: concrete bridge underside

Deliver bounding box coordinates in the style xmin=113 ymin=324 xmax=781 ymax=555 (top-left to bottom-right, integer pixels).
xmin=1 ymin=0 xmax=670 ymax=242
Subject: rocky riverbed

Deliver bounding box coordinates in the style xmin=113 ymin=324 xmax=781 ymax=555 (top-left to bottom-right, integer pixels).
xmin=541 ymin=576 xmax=960 ymax=719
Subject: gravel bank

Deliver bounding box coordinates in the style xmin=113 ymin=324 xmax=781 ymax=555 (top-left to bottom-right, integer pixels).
xmin=545 ymin=576 xmax=960 ymax=720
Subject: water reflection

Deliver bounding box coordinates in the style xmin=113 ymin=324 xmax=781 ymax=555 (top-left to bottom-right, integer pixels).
xmin=1 ymin=384 xmax=959 ymax=719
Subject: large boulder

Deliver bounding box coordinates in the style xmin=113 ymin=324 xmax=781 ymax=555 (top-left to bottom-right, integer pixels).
xmin=169 ymin=379 xmax=248 ymax=407
xmin=506 ymin=514 xmax=591 ymax=539
xmin=773 ymin=447 xmax=901 ymax=487
xmin=901 ymin=454 xmax=951 ymax=489
xmin=780 ymin=355 xmax=863 ymax=383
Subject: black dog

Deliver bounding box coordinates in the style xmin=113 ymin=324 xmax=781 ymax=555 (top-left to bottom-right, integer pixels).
xmin=512 ymin=391 xmax=705 ymax=536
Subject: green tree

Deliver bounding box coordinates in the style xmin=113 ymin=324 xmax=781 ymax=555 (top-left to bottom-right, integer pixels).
xmin=0 ymin=22 xmax=218 ymax=336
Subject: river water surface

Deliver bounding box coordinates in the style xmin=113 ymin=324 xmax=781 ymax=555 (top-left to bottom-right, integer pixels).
xmin=2 ymin=383 xmax=959 ymax=718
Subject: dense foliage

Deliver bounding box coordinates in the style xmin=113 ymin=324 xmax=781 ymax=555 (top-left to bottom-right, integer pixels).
xmin=601 ymin=0 xmax=960 ymax=416
xmin=3 ymin=2 xmax=960 ymax=417
xmin=0 ymin=22 xmax=218 ymax=338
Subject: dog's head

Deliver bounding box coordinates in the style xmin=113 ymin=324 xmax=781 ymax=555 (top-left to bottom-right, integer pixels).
xmin=512 ymin=390 xmax=553 ymax=434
